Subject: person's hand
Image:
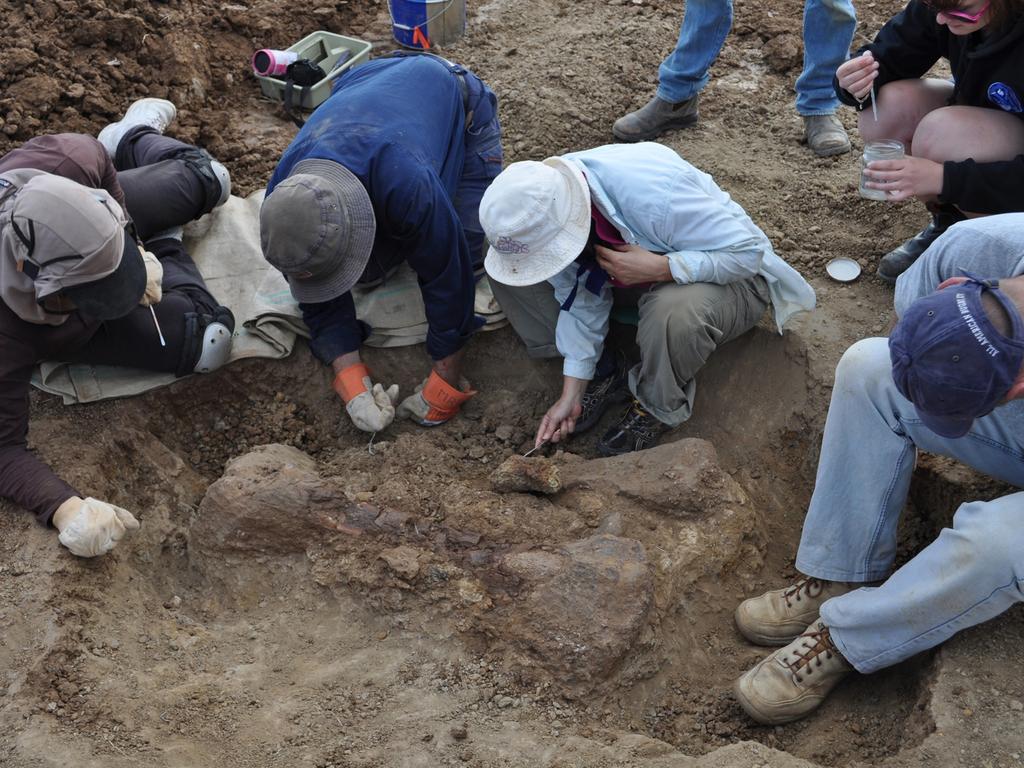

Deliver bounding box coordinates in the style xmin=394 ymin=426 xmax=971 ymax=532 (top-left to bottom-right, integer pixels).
xmin=138 ymin=248 xmax=163 ymax=306
xmin=52 ymin=496 xmax=140 ymax=558
xmin=837 ymin=51 xmax=879 ymax=101
xmin=595 ymin=244 xmax=672 ymax=285
xmin=535 ymin=376 xmax=588 ymax=446
xmin=863 ymin=156 xmax=944 ymax=201
xmin=333 ymin=362 xmax=399 ymax=432
xmin=938 ymin=275 xmax=971 ymax=290
xmin=397 ymin=370 xmax=476 ymax=426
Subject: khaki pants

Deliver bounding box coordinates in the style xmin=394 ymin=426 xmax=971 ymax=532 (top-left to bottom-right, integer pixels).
xmin=490 ymin=276 xmax=771 ymax=426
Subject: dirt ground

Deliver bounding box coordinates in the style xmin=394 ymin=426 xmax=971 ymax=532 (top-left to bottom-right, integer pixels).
xmin=3 ymin=0 xmax=1024 ymax=767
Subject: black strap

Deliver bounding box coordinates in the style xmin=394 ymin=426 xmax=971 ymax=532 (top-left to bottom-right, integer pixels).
xmin=283 ymin=77 xmax=307 ymax=128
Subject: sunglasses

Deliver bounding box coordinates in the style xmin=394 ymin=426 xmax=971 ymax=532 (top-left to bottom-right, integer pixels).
xmin=926 ymin=0 xmax=991 ymax=23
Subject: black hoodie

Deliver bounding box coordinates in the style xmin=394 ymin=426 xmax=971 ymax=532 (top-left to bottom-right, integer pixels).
xmin=834 ymin=0 xmax=1024 ymax=214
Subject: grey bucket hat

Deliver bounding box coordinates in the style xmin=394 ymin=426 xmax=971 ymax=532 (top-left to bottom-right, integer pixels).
xmin=0 ymin=173 xmax=146 ymax=323
xmin=259 ymin=159 xmax=376 ymax=303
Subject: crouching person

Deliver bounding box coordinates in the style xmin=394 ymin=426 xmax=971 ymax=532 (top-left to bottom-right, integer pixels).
xmin=479 ymin=142 xmax=815 ymax=456
xmin=733 ymin=215 xmax=1024 ymax=724
xmin=0 ymin=98 xmax=234 ymax=557
xmin=259 ymin=53 xmax=503 ymax=434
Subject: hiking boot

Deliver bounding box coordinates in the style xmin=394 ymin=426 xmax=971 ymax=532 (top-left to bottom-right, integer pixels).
xmin=596 ymin=399 xmax=669 ymax=456
xmin=803 ymin=114 xmax=851 ymax=157
xmin=735 ymin=576 xmax=855 ymax=646
xmin=734 ymin=619 xmax=852 ymax=725
xmin=612 ymin=95 xmax=699 ymax=143
xmin=877 ymin=205 xmax=965 ymax=284
xmin=575 ymin=368 xmax=630 ymax=435
xmin=98 ymin=98 xmax=177 ymax=158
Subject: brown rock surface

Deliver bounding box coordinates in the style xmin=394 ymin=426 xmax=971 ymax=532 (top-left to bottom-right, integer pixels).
xmin=495 ymin=534 xmax=653 ymax=694
xmin=191 ymin=443 xmax=358 ymax=556
xmin=562 ymin=439 xmax=748 ymax=518
xmin=489 ymin=455 xmax=562 ymax=494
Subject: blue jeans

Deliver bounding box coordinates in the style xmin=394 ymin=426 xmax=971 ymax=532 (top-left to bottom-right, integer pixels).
xmin=657 ymin=0 xmax=856 ymax=115
xmin=795 ymin=338 xmax=1024 ymax=673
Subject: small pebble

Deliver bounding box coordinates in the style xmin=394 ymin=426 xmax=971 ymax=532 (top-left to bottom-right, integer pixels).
xmin=450 ymin=725 xmax=468 ymax=740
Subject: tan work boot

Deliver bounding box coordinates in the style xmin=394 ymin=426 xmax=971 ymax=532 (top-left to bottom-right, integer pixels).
xmin=735 ymin=576 xmax=854 ymax=646
xmin=612 ymin=95 xmax=699 ymax=142
xmin=734 ymin=619 xmax=852 ymax=725
xmin=803 ymin=114 xmax=851 ymax=157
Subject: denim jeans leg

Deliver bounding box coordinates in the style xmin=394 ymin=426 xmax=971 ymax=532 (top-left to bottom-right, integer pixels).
xmin=822 ymin=492 xmax=1024 ymax=673
xmin=795 ymin=0 xmax=856 ymax=115
xmin=796 ymin=337 xmax=1024 ymax=583
xmin=454 ymin=93 xmax=503 ymax=270
xmin=657 ymin=0 xmax=732 ymax=104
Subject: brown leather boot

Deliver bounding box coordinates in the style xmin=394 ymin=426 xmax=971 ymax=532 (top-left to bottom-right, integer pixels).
xmin=735 ymin=576 xmax=854 ymax=646
xmin=612 ymin=95 xmax=699 ymax=142
xmin=734 ymin=619 xmax=852 ymax=725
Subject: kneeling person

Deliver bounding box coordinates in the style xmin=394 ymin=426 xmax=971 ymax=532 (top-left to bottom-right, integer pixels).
xmin=480 ymin=142 xmax=815 ymax=455
xmin=0 ymin=98 xmax=234 ymax=558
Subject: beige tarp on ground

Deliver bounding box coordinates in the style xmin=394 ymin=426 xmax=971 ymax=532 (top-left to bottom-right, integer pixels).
xmin=32 ymin=190 xmax=506 ymax=404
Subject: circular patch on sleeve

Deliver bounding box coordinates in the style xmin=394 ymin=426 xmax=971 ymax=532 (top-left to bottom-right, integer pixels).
xmin=988 ymin=82 xmax=1023 ymax=113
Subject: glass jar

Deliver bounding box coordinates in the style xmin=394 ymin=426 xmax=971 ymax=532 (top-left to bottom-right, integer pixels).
xmin=859 ymin=140 xmax=905 ymax=201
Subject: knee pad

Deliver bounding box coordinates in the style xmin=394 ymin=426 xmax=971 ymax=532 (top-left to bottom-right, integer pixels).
xmin=180 ymin=149 xmax=231 ymax=213
xmin=177 ymin=307 xmax=235 ymax=376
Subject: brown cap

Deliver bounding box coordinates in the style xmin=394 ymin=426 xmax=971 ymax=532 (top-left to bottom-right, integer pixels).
xmin=0 ymin=173 xmax=146 ymax=322
xmin=259 ymin=159 xmax=376 ymax=303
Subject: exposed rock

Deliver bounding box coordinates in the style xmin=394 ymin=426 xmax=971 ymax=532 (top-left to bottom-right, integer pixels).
xmin=561 ymin=439 xmax=747 ymax=518
xmin=191 ymin=444 xmax=361 ymax=556
xmin=494 ymin=534 xmax=653 ymax=695
xmin=489 ymin=455 xmax=562 ymax=494
xmin=379 ymin=545 xmax=421 ymax=580
xmin=763 ymin=33 xmax=803 ymax=74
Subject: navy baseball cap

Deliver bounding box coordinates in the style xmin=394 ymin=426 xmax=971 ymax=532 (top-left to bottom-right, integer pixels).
xmin=890 ymin=275 xmax=1024 ymax=438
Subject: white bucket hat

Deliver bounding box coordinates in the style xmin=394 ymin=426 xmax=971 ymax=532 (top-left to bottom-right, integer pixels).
xmin=480 ymin=157 xmax=591 ymax=286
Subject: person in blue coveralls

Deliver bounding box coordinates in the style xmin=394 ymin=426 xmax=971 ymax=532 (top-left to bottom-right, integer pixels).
xmin=260 ymin=54 xmax=503 ymax=434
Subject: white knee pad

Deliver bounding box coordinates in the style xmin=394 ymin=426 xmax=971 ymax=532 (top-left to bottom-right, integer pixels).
xmin=210 ymin=160 xmax=231 ymax=208
xmin=194 ymin=321 xmax=232 ymax=373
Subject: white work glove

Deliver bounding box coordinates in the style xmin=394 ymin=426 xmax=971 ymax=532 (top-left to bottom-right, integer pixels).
xmin=139 ymin=248 xmax=163 ymax=306
xmin=347 ymin=382 xmax=400 ymax=432
xmin=333 ymin=363 xmax=399 ymax=433
xmin=53 ymin=496 xmax=140 ymax=558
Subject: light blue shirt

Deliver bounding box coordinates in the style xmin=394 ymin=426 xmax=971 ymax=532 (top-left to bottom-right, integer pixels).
xmin=550 ymin=143 xmax=816 ymax=380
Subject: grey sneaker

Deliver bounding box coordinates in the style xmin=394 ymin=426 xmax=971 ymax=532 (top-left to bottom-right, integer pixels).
xmin=735 ymin=576 xmax=854 ymax=646
xmin=612 ymin=95 xmax=699 ymax=142
xmin=98 ymin=98 xmax=177 ymax=158
xmin=734 ymin=619 xmax=852 ymax=725
xmin=803 ymin=114 xmax=851 ymax=157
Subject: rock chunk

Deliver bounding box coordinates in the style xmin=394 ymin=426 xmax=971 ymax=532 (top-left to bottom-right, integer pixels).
xmin=191 ymin=444 xmax=359 ymax=556
xmin=562 ymin=440 xmax=746 ymax=518
xmin=495 ymin=534 xmax=652 ymax=694
xmin=489 ymin=456 xmax=561 ymax=495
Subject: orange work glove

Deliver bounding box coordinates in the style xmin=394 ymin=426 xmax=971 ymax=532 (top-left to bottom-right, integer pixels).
xmin=396 ymin=370 xmax=476 ymax=426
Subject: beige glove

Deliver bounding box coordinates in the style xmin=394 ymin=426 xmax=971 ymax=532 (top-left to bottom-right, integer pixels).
xmin=333 ymin=363 xmax=399 ymax=433
xmin=139 ymin=248 xmax=163 ymax=306
xmin=347 ymin=383 xmax=400 ymax=432
xmin=52 ymin=496 xmax=140 ymax=558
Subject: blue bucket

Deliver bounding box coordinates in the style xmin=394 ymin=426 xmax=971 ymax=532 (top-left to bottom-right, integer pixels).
xmin=389 ymin=0 xmax=465 ymax=49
